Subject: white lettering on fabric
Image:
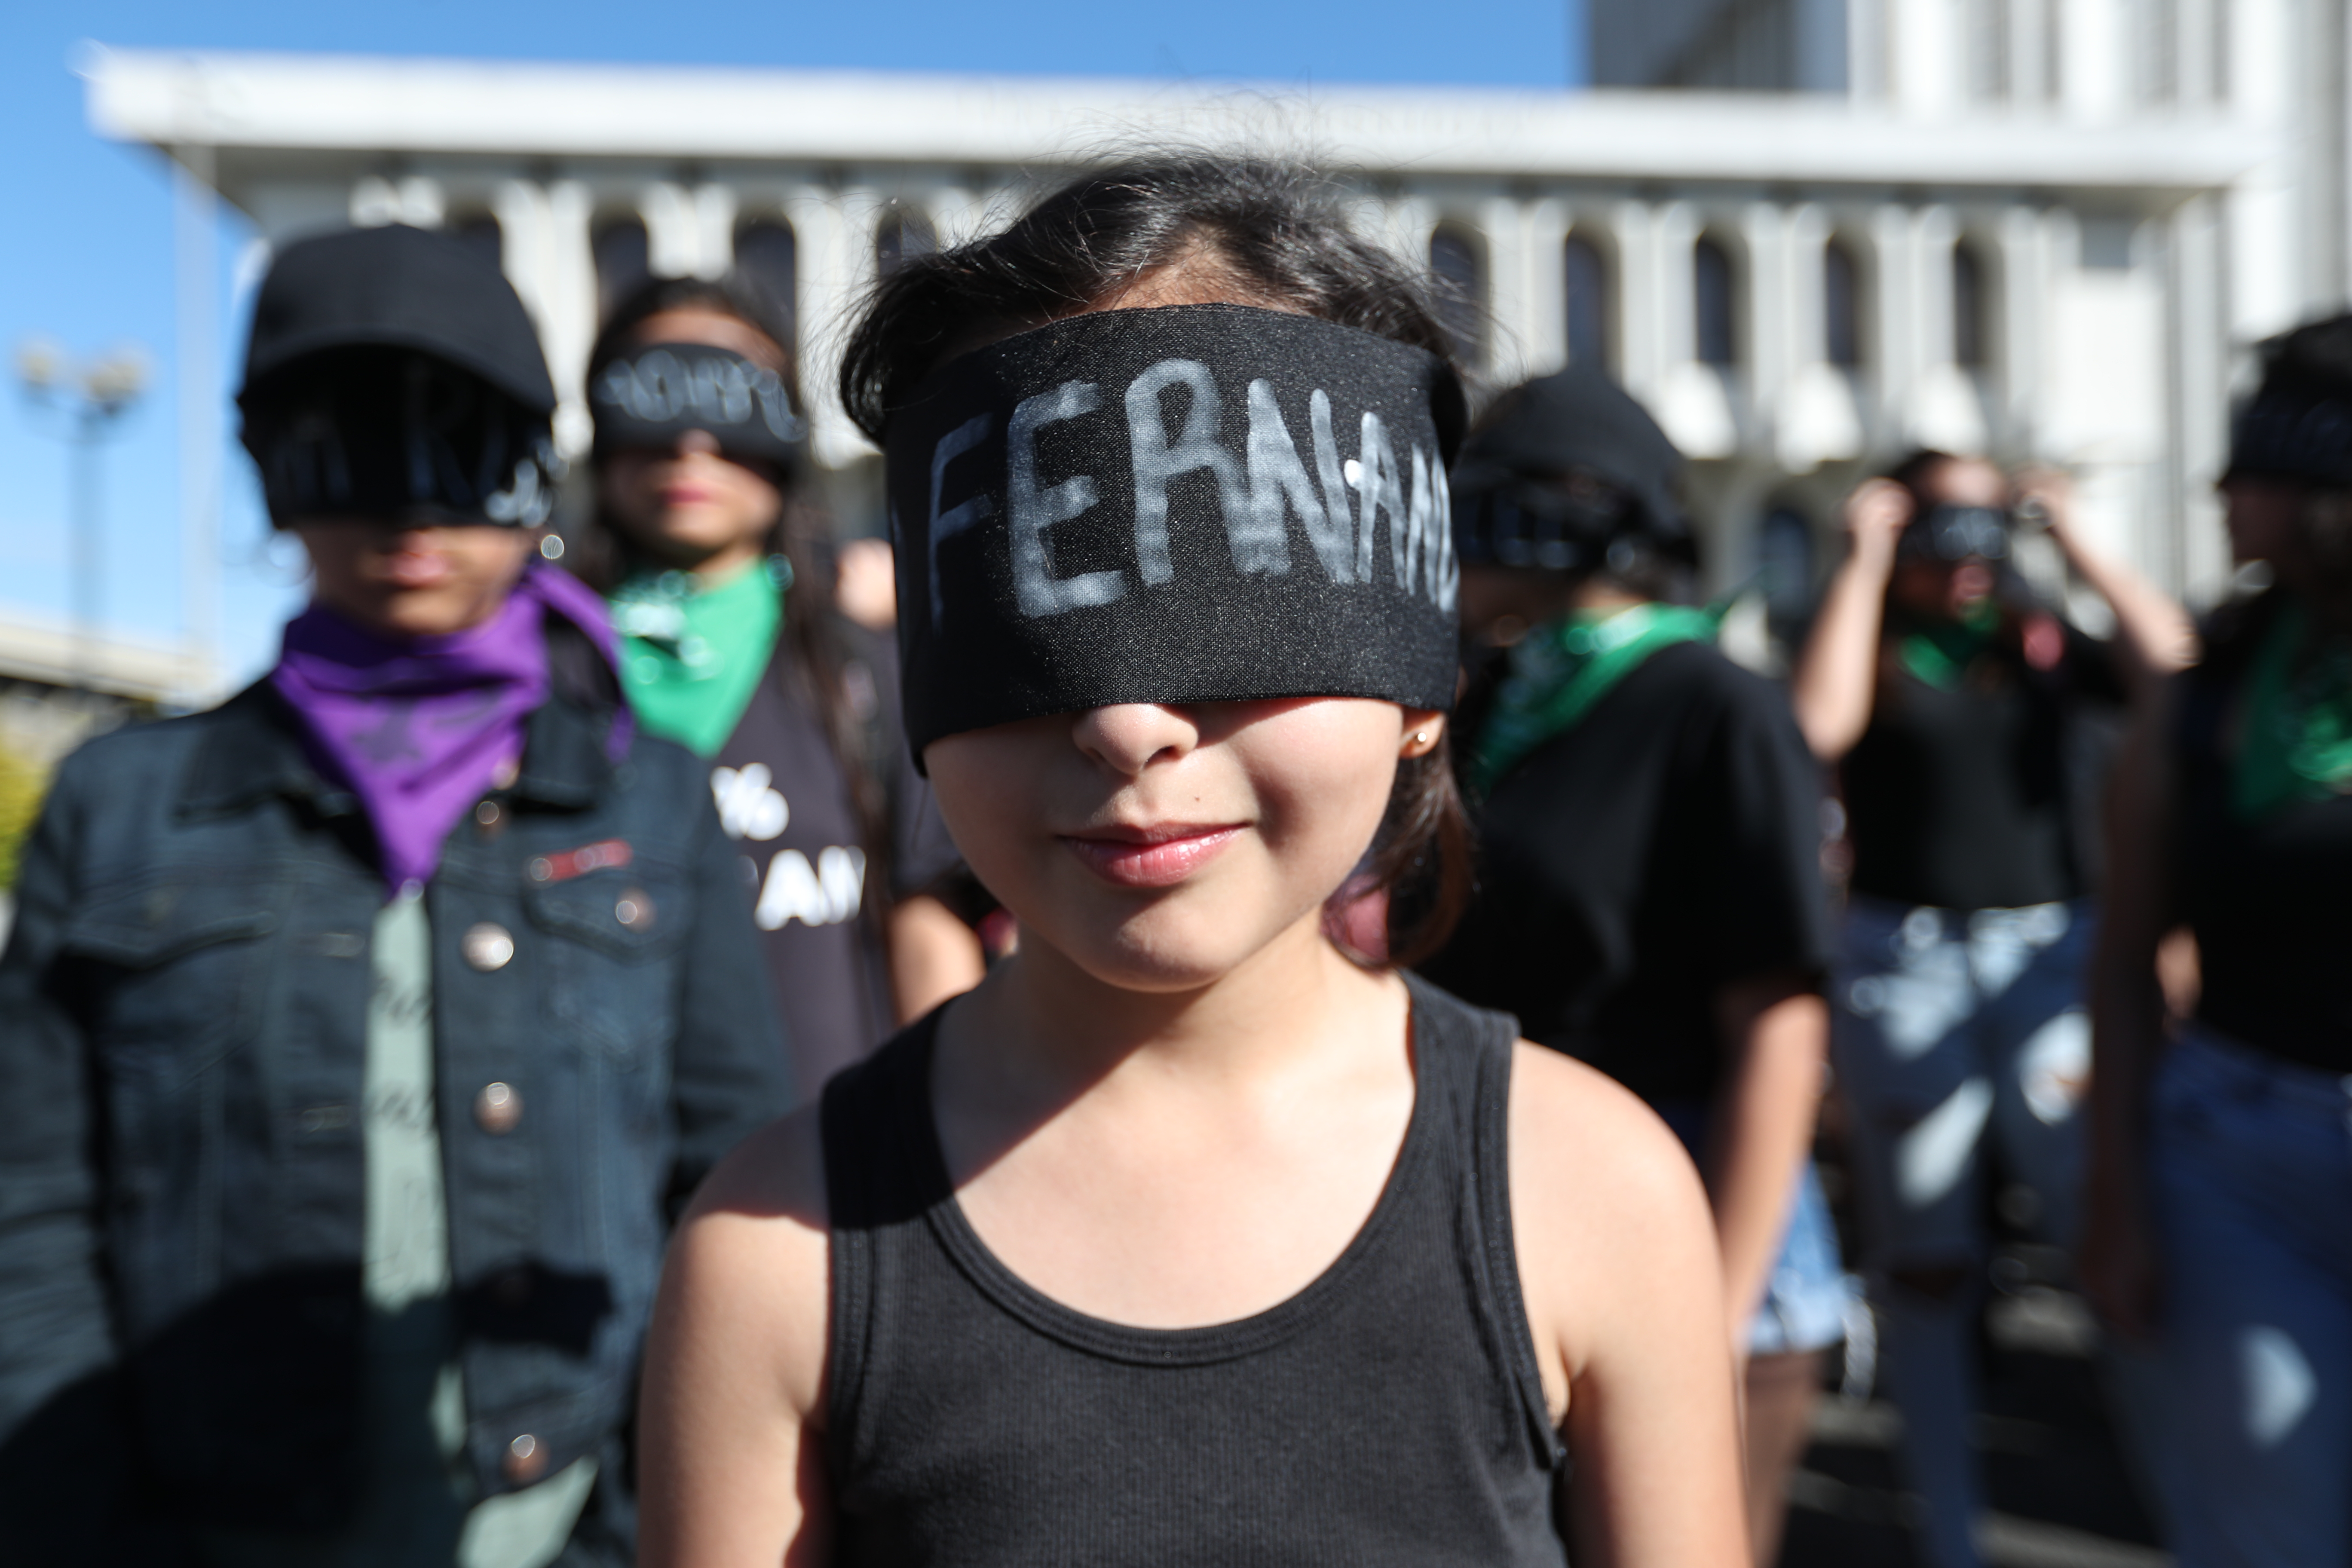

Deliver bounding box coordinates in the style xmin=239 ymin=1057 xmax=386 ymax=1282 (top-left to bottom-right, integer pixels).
xmin=1308 ymin=391 xmax=1357 ymax=584
xmin=928 ymin=414 xmax=996 ymax=632
xmin=1248 ymin=379 xmax=1361 ymax=582
xmin=1126 ymin=360 xmax=1257 ymax=582
xmin=1356 ymin=413 xmax=1407 ymax=585
xmin=710 ymin=764 xmax=789 ymax=842
xmin=753 ymin=845 xmax=867 ymax=930
xmin=1407 ymin=446 xmax=1459 ymax=611
xmin=1008 ymin=380 xmax=1126 ymax=617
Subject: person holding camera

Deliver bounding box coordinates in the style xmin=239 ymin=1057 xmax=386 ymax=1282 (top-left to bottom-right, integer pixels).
xmin=1788 ymin=450 xmax=2191 ymax=1568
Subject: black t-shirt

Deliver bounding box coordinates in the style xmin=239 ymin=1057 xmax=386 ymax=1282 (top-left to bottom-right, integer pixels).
xmin=1421 ymin=639 xmax=1833 ymax=1107
xmin=713 ymin=627 xmax=963 ymax=1099
xmin=2176 ymin=591 xmax=2352 ymax=1073
xmin=1842 ymin=619 xmax=2121 ymax=911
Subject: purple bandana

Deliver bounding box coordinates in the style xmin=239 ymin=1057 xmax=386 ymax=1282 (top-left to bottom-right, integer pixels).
xmin=272 ymin=563 xmax=625 ymax=892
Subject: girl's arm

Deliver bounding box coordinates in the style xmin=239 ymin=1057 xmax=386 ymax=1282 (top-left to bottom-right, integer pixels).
xmin=1705 ymin=974 xmax=1828 ymax=1356
xmin=1511 ymin=1045 xmax=1749 ymax=1568
xmin=2018 ymin=470 xmax=2198 ymax=692
xmin=637 ymin=1109 xmax=835 ymax=1568
xmin=2078 ymin=679 xmax=2179 ymax=1340
xmin=1788 ymin=480 xmax=1910 ymax=762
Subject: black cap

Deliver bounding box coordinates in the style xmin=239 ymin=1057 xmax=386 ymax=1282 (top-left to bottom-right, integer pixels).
xmin=238 ymin=224 xmax=554 ymax=415
xmin=1450 ymin=364 xmax=1692 ymax=571
xmin=2228 ymin=312 xmax=2352 ymax=489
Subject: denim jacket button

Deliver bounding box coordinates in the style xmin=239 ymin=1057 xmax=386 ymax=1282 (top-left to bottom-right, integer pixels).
xmin=615 ymin=888 xmax=655 ymax=931
xmin=476 ymin=1081 xmax=523 ymax=1134
xmin=504 ymin=1432 xmax=546 ymax=1483
xmin=462 ymin=922 xmax=516 ymax=971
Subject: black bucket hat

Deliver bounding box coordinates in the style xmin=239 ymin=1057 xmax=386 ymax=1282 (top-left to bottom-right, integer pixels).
xmin=238 ymin=224 xmax=554 ymax=414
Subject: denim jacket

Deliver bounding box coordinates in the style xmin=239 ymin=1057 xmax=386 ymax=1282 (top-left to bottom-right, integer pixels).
xmin=0 ymin=671 xmax=792 ymax=1559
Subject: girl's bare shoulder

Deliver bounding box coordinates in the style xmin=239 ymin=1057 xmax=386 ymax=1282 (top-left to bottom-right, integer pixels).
xmin=662 ymin=1102 xmax=833 ymax=1416
xmin=1504 ymin=1041 xmax=1724 ymax=1379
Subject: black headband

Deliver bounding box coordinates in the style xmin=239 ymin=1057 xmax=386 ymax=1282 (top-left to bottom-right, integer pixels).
xmin=1898 ymin=503 xmax=2012 ymax=563
xmin=242 ymin=347 xmax=560 ymax=530
xmin=885 ymin=303 xmax=1467 ymax=757
xmin=2228 ymin=384 xmax=2352 ymax=488
xmin=590 ymin=342 xmax=808 ymax=468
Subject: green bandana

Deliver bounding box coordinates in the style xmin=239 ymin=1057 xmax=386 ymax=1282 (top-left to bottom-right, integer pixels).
xmin=1467 ymin=601 xmax=1721 ymax=797
xmin=610 ymin=558 xmax=788 ymax=758
xmin=2233 ymin=598 xmax=2352 ymax=822
xmin=1896 ymin=601 xmax=2001 ymax=692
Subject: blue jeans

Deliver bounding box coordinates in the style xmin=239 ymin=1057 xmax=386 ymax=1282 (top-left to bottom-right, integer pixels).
xmin=2146 ymin=1027 xmax=2352 ymax=1568
xmin=1657 ymin=1103 xmax=1850 ymax=1357
xmin=1829 ymin=896 xmax=2094 ymax=1568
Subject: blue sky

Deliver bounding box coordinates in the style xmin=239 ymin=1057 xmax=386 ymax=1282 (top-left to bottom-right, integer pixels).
xmin=1 ymin=3 xmax=1583 ymax=692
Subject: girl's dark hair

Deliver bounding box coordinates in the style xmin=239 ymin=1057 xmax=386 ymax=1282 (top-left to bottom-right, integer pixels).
xmin=837 ymin=152 xmax=1473 ymax=965
xmin=577 ymin=273 xmax=894 ymax=907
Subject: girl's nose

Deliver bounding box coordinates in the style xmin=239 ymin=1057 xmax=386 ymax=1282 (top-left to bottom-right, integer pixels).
xmin=1071 ymin=704 xmax=1199 ymax=778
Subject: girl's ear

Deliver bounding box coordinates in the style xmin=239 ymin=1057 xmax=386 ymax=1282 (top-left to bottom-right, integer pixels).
xmin=1400 ymin=710 xmax=1447 ymax=759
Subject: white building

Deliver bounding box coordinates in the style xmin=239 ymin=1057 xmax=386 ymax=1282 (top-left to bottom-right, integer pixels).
xmin=82 ymin=9 xmax=2347 ymax=664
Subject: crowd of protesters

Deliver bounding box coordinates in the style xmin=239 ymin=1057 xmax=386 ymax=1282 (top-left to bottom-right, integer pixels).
xmin=0 ymin=150 xmax=2344 ymax=1568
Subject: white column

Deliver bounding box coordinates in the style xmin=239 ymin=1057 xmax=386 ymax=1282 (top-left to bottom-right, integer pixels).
xmin=2058 ymin=0 xmax=2130 ymax=121
xmin=2010 ymin=0 xmax=2053 ymax=105
xmin=640 ymin=183 xmax=701 ymax=279
xmin=1519 ymin=197 xmax=1571 ymax=380
xmin=1740 ymin=201 xmax=1793 ymax=441
xmin=694 ymin=184 xmax=738 ymax=281
xmin=174 ymin=145 xmax=220 ymax=704
xmin=1866 ymin=202 xmax=1919 ymax=444
xmin=1887 ymin=0 xmax=1963 ymax=114
xmin=1996 ymin=204 xmax=2051 ymax=453
xmin=1610 ymin=200 xmax=1667 ymax=407
xmin=1477 ymin=195 xmax=1536 ymax=388
xmin=2167 ymin=193 xmax=2233 ymax=597
xmin=543 ymin=182 xmax=599 ymax=457
xmin=787 ymin=184 xmax=876 ymax=469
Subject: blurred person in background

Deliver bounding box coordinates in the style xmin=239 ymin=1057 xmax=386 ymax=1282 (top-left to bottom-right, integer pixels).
xmin=0 ymin=224 xmax=791 ymax=1567
xmin=2085 ymin=314 xmax=2352 ymax=1568
xmin=1790 ymin=448 xmax=2193 ymax=1568
xmin=1420 ymin=366 xmax=1841 ymax=1565
xmin=578 ymin=277 xmax=982 ymax=1093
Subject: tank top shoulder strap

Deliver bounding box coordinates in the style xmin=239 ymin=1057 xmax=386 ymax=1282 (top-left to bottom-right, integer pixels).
xmin=821 ymin=1011 xmax=949 ymax=1427
xmin=1403 ymin=973 xmax=1564 ymax=1467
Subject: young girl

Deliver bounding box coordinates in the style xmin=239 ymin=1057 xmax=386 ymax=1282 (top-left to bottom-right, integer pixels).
xmin=580 ymin=278 xmax=982 ymax=1088
xmin=637 ymin=156 xmax=1746 ymax=1567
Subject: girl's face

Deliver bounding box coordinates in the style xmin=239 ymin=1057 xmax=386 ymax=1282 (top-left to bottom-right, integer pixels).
xmin=2221 ymin=475 xmax=2306 ymax=566
xmin=598 ymin=309 xmax=787 ymax=573
xmin=295 ymin=518 xmax=538 ymax=638
xmin=926 ymin=698 xmax=1439 ymax=992
xmin=1887 ymin=456 xmax=2005 ymax=623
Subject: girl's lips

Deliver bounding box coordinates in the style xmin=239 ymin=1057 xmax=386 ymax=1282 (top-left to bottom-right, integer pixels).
xmin=380 ymin=548 xmax=453 ymax=589
xmin=660 ymin=484 xmax=721 ymax=507
xmin=1060 ymin=825 xmax=1241 ymax=889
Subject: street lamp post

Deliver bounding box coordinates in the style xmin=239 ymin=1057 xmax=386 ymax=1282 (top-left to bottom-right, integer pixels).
xmin=15 ymin=341 xmax=147 ymax=696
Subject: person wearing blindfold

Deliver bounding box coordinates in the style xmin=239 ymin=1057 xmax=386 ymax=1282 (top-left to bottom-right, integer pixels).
xmin=573 ymin=277 xmax=983 ymax=1102
xmin=2083 ymin=314 xmax=2352 ymax=1568
xmin=1420 ymin=365 xmax=1841 ymax=1567
xmin=0 ymin=225 xmax=793 ymax=1564
xmin=634 ymin=154 xmax=1748 ymax=1568
xmin=1789 ymin=450 xmax=2193 ymax=1568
